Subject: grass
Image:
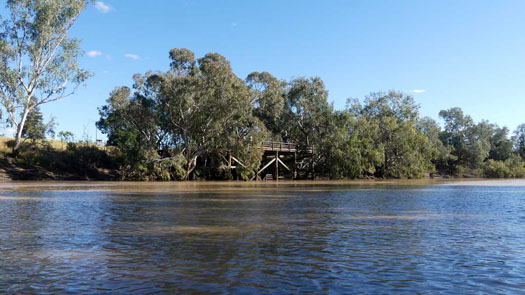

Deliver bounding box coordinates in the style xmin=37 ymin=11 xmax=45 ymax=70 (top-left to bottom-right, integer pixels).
xmin=0 ymin=136 xmax=119 ymax=180
xmin=0 ymin=136 xmax=106 ymax=154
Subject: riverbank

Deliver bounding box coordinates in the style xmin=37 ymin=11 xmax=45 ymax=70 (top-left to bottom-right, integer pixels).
xmin=0 ymin=156 xmax=117 ymax=181
xmin=1 ymin=137 xmax=524 ymax=181
xmin=0 ymin=137 xmax=118 ymax=180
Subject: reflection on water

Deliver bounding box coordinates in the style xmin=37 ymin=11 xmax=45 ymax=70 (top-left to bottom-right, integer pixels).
xmin=1 ymin=180 xmax=524 ymax=294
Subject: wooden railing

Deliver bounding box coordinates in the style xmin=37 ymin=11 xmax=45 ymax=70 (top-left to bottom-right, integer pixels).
xmin=259 ymin=141 xmax=313 ymax=153
xmin=260 ymin=141 xmax=297 ymax=152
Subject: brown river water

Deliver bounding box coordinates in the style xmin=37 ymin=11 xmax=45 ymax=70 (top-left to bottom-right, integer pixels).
xmin=0 ymin=180 xmax=524 ymax=294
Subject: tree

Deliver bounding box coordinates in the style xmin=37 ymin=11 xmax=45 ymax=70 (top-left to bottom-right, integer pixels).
xmin=323 ymin=108 xmax=382 ymax=178
xmin=418 ymin=116 xmax=450 ymax=168
xmin=465 ymin=120 xmax=493 ymax=167
xmin=514 ymin=124 xmax=525 ymax=160
xmin=488 ymin=126 xmax=513 ymax=161
xmin=58 ymin=131 xmax=74 ymax=143
xmin=277 ymin=77 xmax=344 ymax=178
xmin=97 ymin=82 xmax=165 ymax=170
xmin=158 ymin=50 xmax=266 ymax=179
xmin=246 ymin=72 xmax=285 ymax=137
xmin=21 ymin=105 xmax=55 ymax=141
xmin=98 ymin=49 xmax=267 ymax=180
xmin=0 ymin=0 xmax=91 ymax=154
xmin=438 ymin=107 xmax=473 ymax=169
xmin=352 ymin=91 xmax=437 ymax=178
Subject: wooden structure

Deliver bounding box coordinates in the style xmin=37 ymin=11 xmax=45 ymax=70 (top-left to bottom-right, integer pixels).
xmin=222 ymin=141 xmax=314 ymax=181
xmin=256 ymin=141 xmax=314 ymax=181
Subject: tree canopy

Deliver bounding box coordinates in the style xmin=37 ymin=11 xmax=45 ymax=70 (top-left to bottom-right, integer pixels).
xmin=0 ymin=0 xmax=90 ymax=153
xmin=97 ymin=48 xmax=525 ymax=180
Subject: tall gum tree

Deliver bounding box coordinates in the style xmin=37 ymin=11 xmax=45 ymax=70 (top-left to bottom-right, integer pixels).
xmin=159 ymin=50 xmax=266 ymax=179
xmin=0 ymin=0 xmax=91 ymax=153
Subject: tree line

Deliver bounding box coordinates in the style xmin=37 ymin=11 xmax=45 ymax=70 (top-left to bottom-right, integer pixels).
xmin=96 ymin=48 xmax=525 ymax=180
xmin=1 ymin=1 xmax=524 ymax=180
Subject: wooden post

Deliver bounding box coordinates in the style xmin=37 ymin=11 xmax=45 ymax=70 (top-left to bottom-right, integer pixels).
xmin=275 ymin=151 xmax=279 ymax=181
xmin=293 ymin=152 xmax=297 ymax=180
xmin=311 ymin=157 xmax=315 ymax=180
xmin=228 ymin=153 xmax=232 ymax=169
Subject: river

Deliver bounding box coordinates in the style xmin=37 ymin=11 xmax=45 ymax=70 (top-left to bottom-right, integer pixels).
xmin=0 ymin=180 xmax=524 ymax=294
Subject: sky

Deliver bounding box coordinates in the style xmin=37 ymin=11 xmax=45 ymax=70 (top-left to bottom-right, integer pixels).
xmin=3 ymin=0 xmax=525 ymax=140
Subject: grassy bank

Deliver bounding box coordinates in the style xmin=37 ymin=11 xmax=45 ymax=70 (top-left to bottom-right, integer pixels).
xmin=0 ymin=136 xmax=119 ymax=180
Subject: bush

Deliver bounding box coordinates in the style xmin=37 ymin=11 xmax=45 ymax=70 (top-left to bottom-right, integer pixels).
xmin=119 ymin=150 xmax=187 ymax=181
xmin=483 ymin=159 xmax=510 ymax=178
xmin=505 ymin=154 xmax=525 ymax=178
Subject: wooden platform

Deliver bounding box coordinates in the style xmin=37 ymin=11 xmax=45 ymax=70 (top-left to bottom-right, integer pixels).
xmin=224 ymin=141 xmax=314 ymax=181
xmin=259 ymin=141 xmax=313 ymax=154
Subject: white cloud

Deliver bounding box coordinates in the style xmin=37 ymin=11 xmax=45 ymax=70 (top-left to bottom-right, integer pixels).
xmin=124 ymin=53 xmax=139 ymax=60
xmin=411 ymin=89 xmax=426 ymax=93
xmin=95 ymin=1 xmax=112 ymax=13
xmin=87 ymin=50 xmax=102 ymax=57
xmin=232 ymin=23 xmax=238 ymax=27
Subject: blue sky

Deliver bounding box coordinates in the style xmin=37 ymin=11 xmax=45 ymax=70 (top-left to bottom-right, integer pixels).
xmin=5 ymin=0 xmax=525 ymax=140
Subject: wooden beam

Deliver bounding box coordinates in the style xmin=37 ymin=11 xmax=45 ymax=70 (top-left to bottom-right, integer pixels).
xmin=230 ymin=155 xmax=247 ymax=169
xmin=293 ymin=152 xmax=297 ymax=179
xmin=277 ymin=158 xmax=291 ymax=172
xmin=275 ymin=151 xmax=279 ymax=181
xmin=219 ymin=154 xmax=232 ymax=169
xmin=257 ymin=158 xmax=276 ymax=175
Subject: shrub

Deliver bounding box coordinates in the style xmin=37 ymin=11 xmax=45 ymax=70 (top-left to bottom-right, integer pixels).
xmin=504 ymin=154 xmax=525 ymax=178
xmin=483 ymin=160 xmax=510 ymax=178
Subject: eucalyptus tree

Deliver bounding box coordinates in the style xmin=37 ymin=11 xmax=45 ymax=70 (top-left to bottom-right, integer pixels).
xmin=282 ymin=77 xmax=331 ymax=146
xmin=514 ymin=124 xmax=525 ymax=160
xmin=354 ymin=91 xmax=437 ymax=178
xmin=488 ymin=126 xmax=513 ymax=161
xmin=97 ymin=79 xmax=166 ymax=166
xmin=465 ymin=120 xmax=493 ymax=167
xmin=438 ymin=107 xmax=474 ymax=171
xmin=417 ymin=116 xmax=450 ymax=168
xmin=439 ymin=107 xmax=496 ymax=172
xmin=246 ymin=71 xmax=285 ymax=138
xmin=147 ymin=49 xmax=265 ymax=180
xmin=280 ymin=77 xmax=339 ymax=175
xmin=58 ymin=131 xmax=74 ymax=143
xmin=320 ymin=107 xmax=381 ymax=178
xmin=0 ymin=0 xmax=91 ymax=153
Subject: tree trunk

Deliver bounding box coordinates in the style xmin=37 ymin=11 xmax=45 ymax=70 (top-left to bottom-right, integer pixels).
xmin=12 ymin=107 xmax=31 ymax=155
xmin=184 ymin=156 xmax=197 ymax=180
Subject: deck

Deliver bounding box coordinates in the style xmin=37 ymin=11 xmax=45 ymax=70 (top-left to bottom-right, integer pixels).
xmin=225 ymin=141 xmax=314 ymax=180
xmin=259 ymin=141 xmax=313 ymax=154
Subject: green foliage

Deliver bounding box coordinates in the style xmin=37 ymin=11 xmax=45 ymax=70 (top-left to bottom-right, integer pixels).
xmin=95 ymin=49 xmax=525 ymax=181
xmin=488 ymin=126 xmax=513 ymax=161
xmin=481 ymin=156 xmax=525 ymax=179
xmin=58 ymin=131 xmax=74 ymax=143
xmin=246 ymin=72 xmax=286 ymax=136
xmin=98 ymin=49 xmax=267 ymax=180
xmin=483 ymin=160 xmax=510 ymax=178
xmin=341 ymin=91 xmax=437 ymax=178
xmin=21 ymin=106 xmax=56 ymax=141
xmin=514 ymin=124 xmax=525 ymax=161
xmin=438 ymin=108 xmax=492 ymax=173
xmin=0 ymin=0 xmax=91 ymax=153
xmin=505 ymin=154 xmax=525 ymax=178
xmin=278 ymin=77 xmax=339 ymax=177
